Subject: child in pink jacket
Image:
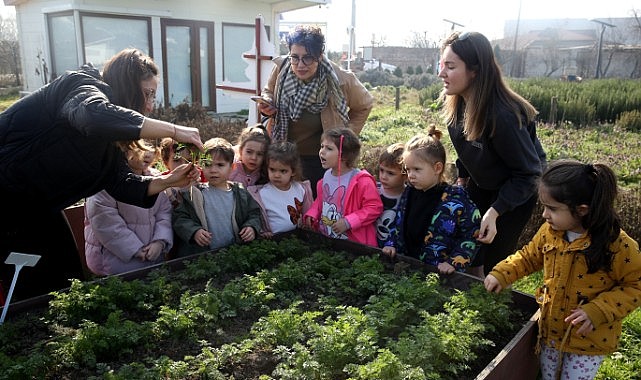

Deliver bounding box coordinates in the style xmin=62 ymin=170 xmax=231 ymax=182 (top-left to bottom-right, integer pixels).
xmin=304 ymin=128 xmax=383 ymax=247
xmin=85 ymin=141 xmax=173 ymax=275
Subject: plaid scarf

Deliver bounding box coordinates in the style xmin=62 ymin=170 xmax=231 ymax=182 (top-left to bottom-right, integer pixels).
xmin=272 ymin=57 xmax=349 ymax=142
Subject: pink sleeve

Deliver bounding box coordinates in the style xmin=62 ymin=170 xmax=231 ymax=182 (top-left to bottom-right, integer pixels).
xmin=344 ymin=176 xmax=383 ymax=230
xmin=304 ymin=179 xmax=323 ymax=220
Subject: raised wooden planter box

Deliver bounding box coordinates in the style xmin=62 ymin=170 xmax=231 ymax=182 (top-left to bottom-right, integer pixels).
xmin=291 ymin=230 xmax=541 ymax=380
xmin=4 ymin=209 xmax=540 ymax=379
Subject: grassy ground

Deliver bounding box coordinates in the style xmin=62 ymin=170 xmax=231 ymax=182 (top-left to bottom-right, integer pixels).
xmin=0 ymin=94 xmax=18 ymax=111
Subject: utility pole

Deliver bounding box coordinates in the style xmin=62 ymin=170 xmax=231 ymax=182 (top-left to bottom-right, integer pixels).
xmin=348 ymin=0 xmax=356 ymax=71
xmin=591 ymin=19 xmax=615 ymax=79
xmin=510 ymin=0 xmax=522 ymax=77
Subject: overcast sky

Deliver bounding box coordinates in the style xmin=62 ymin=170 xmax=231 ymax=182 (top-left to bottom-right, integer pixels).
xmin=283 ymin=0 xmax=638 ymax=51
xmin=2 ymin=1 xmax=637 ymax=51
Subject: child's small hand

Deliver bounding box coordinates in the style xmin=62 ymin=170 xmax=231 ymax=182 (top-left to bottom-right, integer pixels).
xmin=303 ymin=215 xmax=316 ymax=230
xmin=382 ymin=246 xmax=396 ymax=258
xmin=331 ymin=218 xmax=349 ymax=235
xmin=143 ymin=240 xmax=165 ymax=261
xmin=565 ymin=308 xmax=594 ymax=336
xmin=194 ymin=228 xmax=212 ymax=247
xmin=261 ymin=231 xmax=273 ymax=239
xmin=239 ymin=226 xmax=255 ymax=242
xmin=437 ymin=262 xmax=455 ymax=275
xmin=134 ymin=248 xmax=147 ymax=261
xmin=484 ymin=274 xmax=502 ymax=293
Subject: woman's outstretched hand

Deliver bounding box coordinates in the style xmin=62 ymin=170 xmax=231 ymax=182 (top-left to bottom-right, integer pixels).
xmin=147 ymin=163 xmax=200 ymax=196
xmin=477 ymin=207 xmax=499 ymax=244
xmin=140 ymin=118 xmax=204 ymax=151
xmin=166 ymin=163 xmax=200 ymax=188
xmin=173 ymin=125 xmax=203 ymax=151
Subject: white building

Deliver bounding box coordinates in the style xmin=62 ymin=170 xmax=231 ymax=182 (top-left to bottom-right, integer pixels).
xmin=3 ymin=0 xmax=328 ymax=112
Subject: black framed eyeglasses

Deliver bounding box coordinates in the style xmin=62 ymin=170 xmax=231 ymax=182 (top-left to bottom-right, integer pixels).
xmin=143 ymin=88 xmax=156 ymax=103
xmin=289 ymin=54 xmax=318 ymax=66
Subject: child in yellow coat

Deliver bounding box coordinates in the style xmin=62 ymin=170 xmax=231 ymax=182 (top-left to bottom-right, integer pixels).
xmin=485 ymin=159 xmax=641 ymax=379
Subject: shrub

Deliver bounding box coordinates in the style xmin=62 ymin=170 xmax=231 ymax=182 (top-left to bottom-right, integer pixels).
xmin=406 ymin=66 xmax=414 ymax=75
xmin=357 ymin=69 xmax=404 ymax=88
xmin=415 ymin=78 xmax=641 ymax=126
xmin=403 ymin=73 xmax=440 ymax=90
xmin=616 ymin=110 xmax=641 ymax=132
xmin=149 ymin=102 xmax=246 ymax=142
xmin=418 ymin=83 xmax=443 ymax=107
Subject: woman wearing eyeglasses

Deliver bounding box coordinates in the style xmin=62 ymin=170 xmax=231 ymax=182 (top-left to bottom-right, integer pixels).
xmin=258 ymin=25 xmax=373 ymax=192
xmin=0 ymin=48 xmax=203 ymax=301
xmin=438 ymin=31 xmax=546 ymax=277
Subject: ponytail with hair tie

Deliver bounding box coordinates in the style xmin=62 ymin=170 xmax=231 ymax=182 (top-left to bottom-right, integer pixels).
xmin=338 ymin=134 xmax=344 ymax=188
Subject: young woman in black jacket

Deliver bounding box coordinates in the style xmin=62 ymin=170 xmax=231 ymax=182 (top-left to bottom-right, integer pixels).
xmin=438 ymin=31 xmax=547 ymax=277
xmin=0 ymin=48 xmax=202 ymax=301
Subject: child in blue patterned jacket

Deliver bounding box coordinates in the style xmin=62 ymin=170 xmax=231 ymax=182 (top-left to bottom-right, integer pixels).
xmin=382 ymin=126 xmax=481 ymax=274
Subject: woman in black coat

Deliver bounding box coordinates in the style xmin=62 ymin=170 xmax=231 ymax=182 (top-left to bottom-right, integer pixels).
xmin=438 ymin=32 xmax=546 ymax=277
xmin=0 ymin=48 xmax=203 ymax=301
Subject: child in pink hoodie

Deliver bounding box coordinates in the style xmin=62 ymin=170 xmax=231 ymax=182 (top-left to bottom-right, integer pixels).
xmin=304 ymin=127 xmax=383 ymax=247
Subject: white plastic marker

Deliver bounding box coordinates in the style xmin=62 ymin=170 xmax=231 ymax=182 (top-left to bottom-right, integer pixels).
xmin=0 ymin=252 xmax=41 ymax=324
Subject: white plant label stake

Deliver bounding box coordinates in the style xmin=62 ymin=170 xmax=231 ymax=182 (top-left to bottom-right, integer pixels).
xmin=0 ymin=252 xmax=41 ymax=324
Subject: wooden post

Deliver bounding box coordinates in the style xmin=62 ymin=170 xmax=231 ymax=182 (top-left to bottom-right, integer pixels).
xmin=549 ymin=96 xmax=557 ymax=125
xmin=395 ymin=86 xmax=400 ymax=111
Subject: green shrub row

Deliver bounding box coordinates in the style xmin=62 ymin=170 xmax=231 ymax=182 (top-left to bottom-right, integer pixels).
xmin=415 ymin=78 xmax=641 ymax=129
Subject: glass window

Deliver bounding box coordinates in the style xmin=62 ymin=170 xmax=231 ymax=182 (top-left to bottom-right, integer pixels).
xmin=48 ymin=13 xmax=151 ymax=78
xmin=165 ymin=25 xmax=192 ymax=106
xmin=222 ymin=24 xmax=253 ymax=82
xmin=81 ymin=14 xmax=150 ymax=70
xmin=200 ymin=27 xmax=210 ymax=107
xmin=48 ymin=13 xmax=78 ymax=77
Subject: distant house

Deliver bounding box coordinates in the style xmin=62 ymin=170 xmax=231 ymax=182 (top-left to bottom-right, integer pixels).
xmin=497 ymin=18 xmax=641 ymax=78
xmin=3 ymin=0 xmax=328 ymax=112
xmin=365 ymin=46 xmax=439 ymax=74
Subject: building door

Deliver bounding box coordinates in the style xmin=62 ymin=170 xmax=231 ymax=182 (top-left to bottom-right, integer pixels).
xmin=161 ymin=19 xmax=215 ymax=110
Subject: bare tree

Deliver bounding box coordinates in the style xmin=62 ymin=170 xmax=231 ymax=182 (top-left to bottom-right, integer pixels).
xmin=630 ymin=9 xmax=641 ymax=78
xmin=539 ymin=29 xmax=563 ymax=77
xmin=0 ymin=14 xmax=20 ymax=86
xmin=407 ymin=31 xmax=437 ymax=49
xmin=369 ymin=33 xmax=386 ymax=47
xmin=632 ymin=9 xmax=641 ymax=35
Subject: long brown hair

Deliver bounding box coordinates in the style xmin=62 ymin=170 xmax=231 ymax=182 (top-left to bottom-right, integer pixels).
xmin=102 ymin=48 xmax=158 ymax=113
xmin=440 ymin=31 xmax=537 ymax=141
xmin=103 ymin=48 xmax=159 ymax=156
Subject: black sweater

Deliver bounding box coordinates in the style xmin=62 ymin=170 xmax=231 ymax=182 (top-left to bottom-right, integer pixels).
xmin=0 ymin=65 xmax=154 ymax=211
xmin=448 ymin=103 xmax=546 ymax=215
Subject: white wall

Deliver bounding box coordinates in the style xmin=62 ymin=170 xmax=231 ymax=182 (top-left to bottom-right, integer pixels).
xmin=13 ymin=0 xmax=291 ymax=113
